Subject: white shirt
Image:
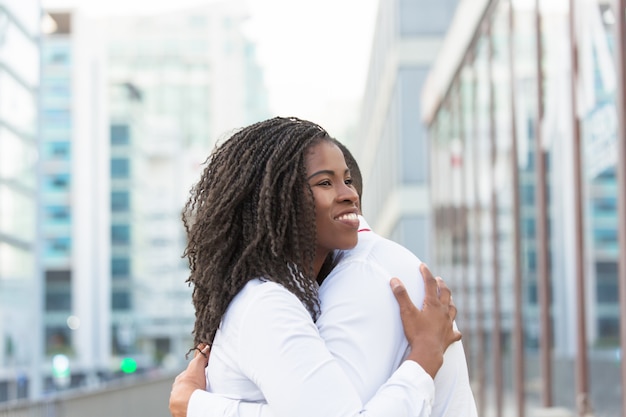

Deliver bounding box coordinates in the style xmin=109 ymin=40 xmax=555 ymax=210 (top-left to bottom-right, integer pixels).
xmin=187 ymin=217 xmax=476 ymax=417
xmin=317 ymin=217 xmax=476 ymax=416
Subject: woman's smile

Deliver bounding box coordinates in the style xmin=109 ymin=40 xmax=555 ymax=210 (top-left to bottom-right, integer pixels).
xmin=305 ymin=140 xmax=359 ymax=271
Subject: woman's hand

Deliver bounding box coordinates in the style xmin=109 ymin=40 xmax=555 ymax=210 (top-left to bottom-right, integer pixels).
xmin=390 ymin=263 xmax=461 ymax=379
xmin=169 ymin=344 xmax=210 ymax=417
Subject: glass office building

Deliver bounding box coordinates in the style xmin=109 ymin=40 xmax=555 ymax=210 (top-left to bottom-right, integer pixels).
xmin=41 ymin=12 xmax=73 ymax=363
xmin=104 ymin=2 xmax=269 ymax=369
xmin=422 ymin=0 xmax=624 ymax=415
xmin=355 ymin=0 xmax=458 ymax=259
xmin=0 ymin=0 xmax=41 ymax=401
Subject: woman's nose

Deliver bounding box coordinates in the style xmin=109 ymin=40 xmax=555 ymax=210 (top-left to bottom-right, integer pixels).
xmin=338 ymin=182 xmax=358 ymax=203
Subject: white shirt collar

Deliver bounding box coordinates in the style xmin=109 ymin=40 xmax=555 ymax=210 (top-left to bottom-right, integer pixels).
xmin=358 ymin=215 xmax=371 ymax=232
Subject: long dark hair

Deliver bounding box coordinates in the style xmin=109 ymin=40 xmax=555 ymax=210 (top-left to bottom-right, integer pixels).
xmin=182 ymin=117 xmax=331 ymax=345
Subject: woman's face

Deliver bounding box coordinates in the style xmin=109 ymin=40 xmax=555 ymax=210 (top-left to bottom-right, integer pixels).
xmin=305 ymin=140 xmax=359 ymax=265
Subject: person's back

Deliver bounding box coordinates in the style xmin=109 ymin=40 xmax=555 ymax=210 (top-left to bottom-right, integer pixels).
xmin=169 ymin=119 xmax=464 ymax=417
xmin=318 ymin=216 xmax=477 ymax=416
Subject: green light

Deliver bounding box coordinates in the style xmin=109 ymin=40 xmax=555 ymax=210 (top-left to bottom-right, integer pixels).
xmin=120 ymin=357 xmax=137 ymax=374
xmin=52 ymin=354 xmax=70 ymax=378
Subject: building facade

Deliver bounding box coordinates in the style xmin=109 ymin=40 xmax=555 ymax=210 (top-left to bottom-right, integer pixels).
xmin=0 ymin=0 xmax=43 ymax=401
xmin=103 ymin=1 xmax=269 ymax=372
xmin=40 ymin=8 xmax=112 ymax=391
xmin=36 ymin=0 xmax=270 ymax=391
xmin=355 ymin=0 xmax=458 ymax=261
xmin=422 ymin=0 xmax=624 ymax=415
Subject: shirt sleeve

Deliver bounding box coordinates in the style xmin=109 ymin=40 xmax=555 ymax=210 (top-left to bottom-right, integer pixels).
xmin=316 ymin=250 xmax=477 ymax=417
xmin=188 ymin=281 xmax=435 ymax=417
xmin=316 ymin=258 xmax=416 ymax=401
xmin=431 ymin=325 xmax=478 ymax=417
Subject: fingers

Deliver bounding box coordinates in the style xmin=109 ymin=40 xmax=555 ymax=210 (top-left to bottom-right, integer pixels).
xmin=449 ymin=298 xmax=458 ymax=321
xmin=419 ymin=264 xmax=438 ymax=301
xmin=191 ymin=345 xmax=210 ymax=369
xmin=390 ymin=278 xmax=414 ymax=313
xmin=435 ymin=276 xmax=452 ymax=305
xmin=453 ymin=329 xmax=462 ymax=342
xmin=193 ymin=343 xmax=210 ymax=359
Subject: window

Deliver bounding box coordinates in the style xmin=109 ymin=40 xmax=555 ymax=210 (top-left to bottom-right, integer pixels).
xmin=593 ymin=197 xmax=617 ymax=213
xmin=50 ymin=51 xmax=69 ymax=64
xmin=597 ymin=317 xmax=619 ymax=340
xmin=522 ymin=218 xmax=536 ymax=239
xmin=111 ymin=257 xmax=130 ymax=278
xmin=596 ymin=281 xmax=618 ymax=303
xmin=520 ymin=183 xmax=535 ymax=205
xmin=111 ymin=224 xmax=130 ymax=245
xmin=526 ymin=249 xmax=537 ymax=272
xmin=46 ymin=326 xmax=72 ymax=355
xmin=45 ymin=287 xmax=71 ymax=311
xmin=46 ymin=237 xmax=71 ymax=257
xmin=111 ymin=124 xmax=130 ymax=145
xmin=45 ymin=173 xmax=70 ymax=190
xmin=46 ymin=205 xmax=70 ymax=223
xmin=45 ymin=270 xmax=71 ymax=284
xmin=594 ymin=228 xmax=617 ymax=244
xmin=527 ymin=281 xmax=538 ymax=304
xmin=112 ymin=291 xmax=131 ymax=310
xmin=46 ymin=142 xmax=70 ymax=160
xmin=111 ymin=191 xmax=130 ymax=212
xmin=596 ymin=261 xmax=618 ymax=275
xmin=111 ymin=158 xmax=130 ymax=178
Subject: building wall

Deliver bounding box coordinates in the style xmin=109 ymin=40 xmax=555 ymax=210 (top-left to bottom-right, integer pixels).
xmin=355 ymin=0 xmax=458 ymax=263
xmin=41 ymin=14 xmax=74 ymax=361
xmin=0 ymin=0 xmax=42 ymax=401
xmin=103 ymin=1 xmax=269 ymax=371
xmin=40 ymin=8 xmax=112 ymax=389
xmin=36 ymin=0 xmax=270 ymax=390
xmin=422 ymin=0 xmax=622 ymax=414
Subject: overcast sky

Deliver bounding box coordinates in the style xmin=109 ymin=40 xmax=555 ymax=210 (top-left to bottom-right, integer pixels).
xmin=44 ymin=0 xmax=379 ymax=130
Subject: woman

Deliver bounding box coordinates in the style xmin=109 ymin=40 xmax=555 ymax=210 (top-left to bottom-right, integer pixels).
xmin=178 ymin=117 xmax=459 ymax=416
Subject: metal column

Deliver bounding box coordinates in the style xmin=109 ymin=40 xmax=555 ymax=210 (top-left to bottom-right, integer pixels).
xmin=487 ymin=21 xmax=504 ymax=417
xmin=457 ymin=74 xmax=473 ymax=374
xmin=534 ymin=0 xmax=554 ymax=407
xmin=508 ymin=1 xmax=526 ymax=415
xmin=613 ymin=1 xmax=626 ymax=416
xmin=568 ymin=0 xmax=592 ymax=415
xmin=471 ymin=57 xmax=487 ymax=417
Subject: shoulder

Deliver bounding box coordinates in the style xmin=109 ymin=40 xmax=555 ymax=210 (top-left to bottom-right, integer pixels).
xmin=371 ymin=233 xmax=420 ymax=261
xmin=224 ymin=279 xmax=310 ymax=325
xmin=321 ymin=232 xmax=425 ymax=305
xmin=341 ymin=231 xmax=421 ymax=270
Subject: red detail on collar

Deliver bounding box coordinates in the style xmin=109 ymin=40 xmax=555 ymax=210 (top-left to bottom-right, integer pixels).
xmin=358 ymin=228 xmax=371 ymax=233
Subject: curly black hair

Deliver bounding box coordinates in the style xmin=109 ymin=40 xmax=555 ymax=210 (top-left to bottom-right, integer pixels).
xmin=182 ymin=117 xmax=334 ymax=345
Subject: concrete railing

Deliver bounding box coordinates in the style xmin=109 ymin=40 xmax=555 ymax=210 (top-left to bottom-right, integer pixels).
xmin=0 ymin=371 xmax=178 ymax=417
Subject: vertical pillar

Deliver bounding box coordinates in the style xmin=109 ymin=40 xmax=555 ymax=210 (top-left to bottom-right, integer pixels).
xmin=534 ymin=0 xmax=554 ymax=407
xmin=568 ymin=0 xmax=592 ymax=415
xmin=458 ymin=75 xmax=473 ymax=367
xmin=472 ymin=57 xmax=487 ymax=417
xmin=508 ymin=1 xmax=526 ymax=416
xmin=487 ymin=21 xmax=504 ymax=417
xmin=612 ymin=1 xmax=626 ymax=416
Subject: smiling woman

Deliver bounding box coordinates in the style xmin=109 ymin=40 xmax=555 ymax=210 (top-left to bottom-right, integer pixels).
xmin=172 ymin=116 xmax=460 ymax=417
xmin=305 ymin=140 xmax=360 ymax=271
xmin=182 ymin=117 xmax=333 ymax=344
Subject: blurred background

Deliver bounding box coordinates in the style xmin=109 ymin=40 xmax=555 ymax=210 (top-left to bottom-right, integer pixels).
xmin=0 ymin=0 xmax=624 ymax=416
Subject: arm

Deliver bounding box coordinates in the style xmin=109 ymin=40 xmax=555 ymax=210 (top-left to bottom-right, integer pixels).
xmin=169 ymin=345 xmax=210 ymax=417
xmin=172 ymin=269 xmax=458 ymax=417
xmin=432 ymin=330 xmax=478 ymax=417
xmin=229 ymin=282 xmax=435 ymax=417
xmin=393 ymin=267 xmax=477 ymax=416
xmin=314 ymin=258 xmax=425 ymax=399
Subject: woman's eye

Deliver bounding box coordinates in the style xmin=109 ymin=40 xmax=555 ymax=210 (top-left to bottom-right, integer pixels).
xmin=345 ymin=178 xmax=353 ymax=185
xmin=318 ymin=180 xmax=331 ymax=186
